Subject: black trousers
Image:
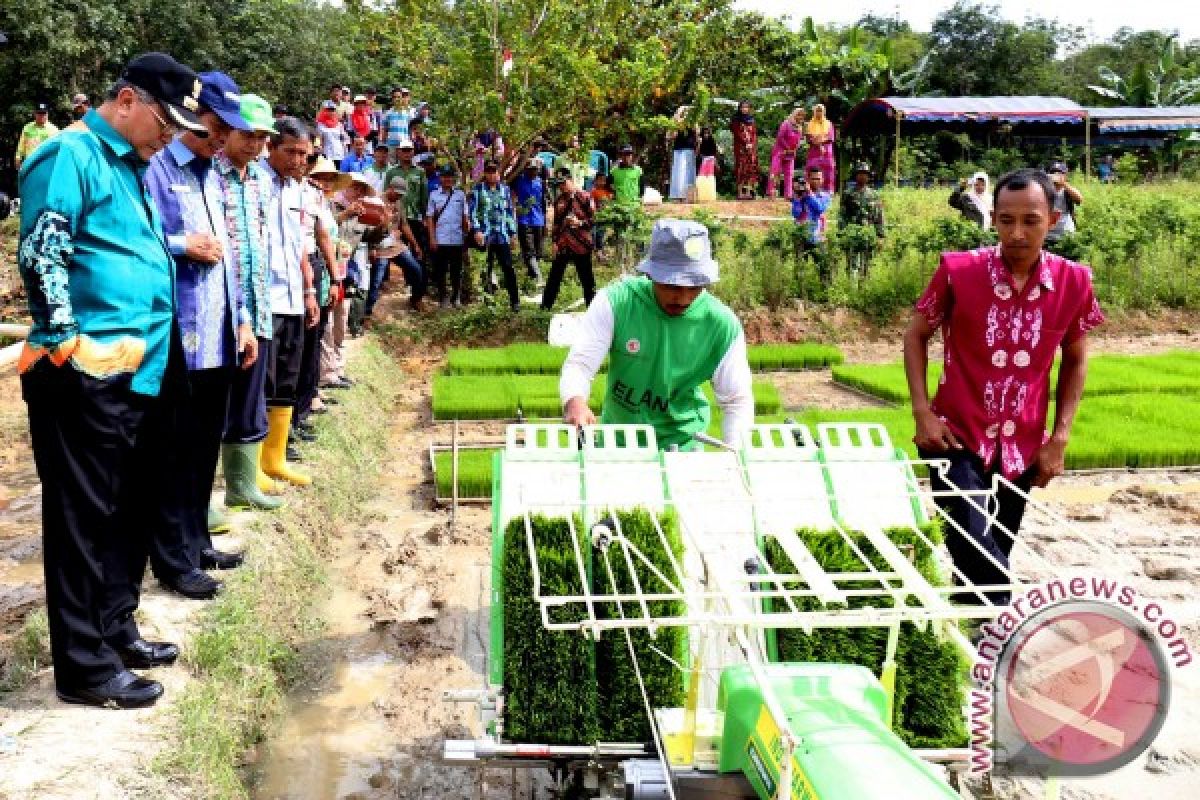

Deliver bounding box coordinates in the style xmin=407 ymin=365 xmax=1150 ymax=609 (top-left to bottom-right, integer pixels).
xmin=267 ymin=314 xmax=305 ymax=408
xmin=486 ymin=242 xmax=519 ymax=308
xmin=22 ymin=339 xmax=186 ymax=689
xmin=541 ymin=251 xmax=596 ymax=310
xmin=295 ymin=305 xmax=329 ymax=426
xmin=156 ymin=367 xmax=232 ymax=570
xmin=407 ymin=218 xmax=430 ymax=266
xmin=224 ymin=336 xmax=271 ymax=444
xmin=921 ymin=448 xmax=1035 ymax=606
xmin=431 ymin=245 xmax=464 ymax=304
xmin=518 ymin=224 xmax=544 ymax=275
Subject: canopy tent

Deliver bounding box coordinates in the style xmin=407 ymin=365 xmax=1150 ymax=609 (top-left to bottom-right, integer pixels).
xmin=842 ymin=97 xmax=1090 ymax=185
xmin=843 ymin=96 xmax=1088 ymax=135
xmin=1087 ymin=106 xmax=1200 ymax=133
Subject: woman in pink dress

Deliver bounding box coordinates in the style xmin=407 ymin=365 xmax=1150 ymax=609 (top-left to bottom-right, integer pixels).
xmin=768 ymin=108 xmax=806 ymax=199
xmin=805 ymin=104 xmax=837 ymax=193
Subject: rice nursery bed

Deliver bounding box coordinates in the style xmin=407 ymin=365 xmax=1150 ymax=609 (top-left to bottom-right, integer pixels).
xmin=444 ymin=342 xmax=843 ymax=376
xmin=432 ymin=374 xmax=782 ymax=420
xmin=832 ymin=350 xmax=1200 ymax=406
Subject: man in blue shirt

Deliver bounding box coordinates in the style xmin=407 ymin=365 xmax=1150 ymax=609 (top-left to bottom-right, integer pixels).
xmin=260 ymin=117 xmax=319 ymax=486
xmin=792 ymin=166 xmax=834 ymax=283
xmin=381 ymin=87 xmax=414 ymax=148
xmin=17 ymin=52 xmax=208 ymax=709
xmin=426 ymin=165 xmax=470 ymax=307
xmin=470 ymin=161 xmax=520 ymax=311
xmin=512 ymin=158 xmax=547 ymax=282
xmin=145 ymin=71 xmax=257 ymax=594
xmin=339 ymin=135 xmax=371 ymax=173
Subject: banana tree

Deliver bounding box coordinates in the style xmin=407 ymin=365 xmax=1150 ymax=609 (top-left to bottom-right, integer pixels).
xmin=1087 ymin=36 xmax=1200 ymax=106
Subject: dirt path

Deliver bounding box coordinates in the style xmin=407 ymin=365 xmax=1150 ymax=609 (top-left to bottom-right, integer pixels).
xmin=251 ymin=364 xmax=534 ymax=799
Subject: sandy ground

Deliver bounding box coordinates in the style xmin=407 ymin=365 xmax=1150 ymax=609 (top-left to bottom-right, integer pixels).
xmin=3 ymin=319 xmax=1200 ymax=798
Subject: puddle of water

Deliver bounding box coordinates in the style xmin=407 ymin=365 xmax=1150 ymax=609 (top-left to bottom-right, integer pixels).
xmin=255 ymin=654 xmax=401 ymax=800
xmin=0 ymin=559 xmax=42 ymax=586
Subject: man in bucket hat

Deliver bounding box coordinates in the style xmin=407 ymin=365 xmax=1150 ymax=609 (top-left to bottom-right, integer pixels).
xmin=559 ymin=218 xmax=753 ymax=449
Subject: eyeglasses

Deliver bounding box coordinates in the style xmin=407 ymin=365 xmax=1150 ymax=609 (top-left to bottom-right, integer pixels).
xmin=139 ymin=97 xmax=180 ymax=136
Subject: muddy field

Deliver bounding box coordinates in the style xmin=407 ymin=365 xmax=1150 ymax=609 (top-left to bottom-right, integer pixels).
xmin=2 ymin=321 xmax=1200 ymax=799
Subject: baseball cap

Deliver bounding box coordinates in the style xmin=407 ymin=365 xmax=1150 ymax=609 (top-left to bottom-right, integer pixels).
xmin=414 ymin=153 xmax=434 ymax=166
xmin=396 ymin=137 xmax=414 ymax=150
xmin=438 ymin=164 xmax=457 ymax=177
xmin=198 ymin=72 xmax=252 ymax=132
xmin=1047 ymin=161 xmax=1069 ymax=175
xmin=399 ymin=87 xmax=411 ymax=94
xmin=120 ymin=52 xmax=206 ymax=134
xmin=619 ymin=143 xmax=634 ymax=154
xmin=374 ymin=142 xmax=389 ymax=152
xmin=34 ymin=103 xmax=48 ymax=113
xmin=483 ymin=160 xmax=499 ymax=172
xmin=71 ymin=93 xmax=88 ymax=109
xmin=353 ymin=94 xmax=368 ymax=104
xmin=238 ymin=93 xmax=277 ymax=134
xmin=321 ymin=100 xmax=337 ymax=110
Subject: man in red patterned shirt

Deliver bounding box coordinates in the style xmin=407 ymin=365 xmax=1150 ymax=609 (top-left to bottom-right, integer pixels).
xmin=540 ymin=167 xmax=596 ymax=310
xmin=903 ymin=168 xmax=1105 ymax=606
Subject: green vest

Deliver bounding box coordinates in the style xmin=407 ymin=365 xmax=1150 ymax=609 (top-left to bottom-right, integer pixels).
xmin=602 ymin=277 xmax=739 ymax=449
xmin=611 ymin=165 xmax=642 ymax=207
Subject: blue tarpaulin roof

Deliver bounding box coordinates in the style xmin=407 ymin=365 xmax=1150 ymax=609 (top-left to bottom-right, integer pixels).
xmin=844 ymin=96 xmax=1087 ymax=133
xmin=1088 ymin=106 xmax=1200 ymax=132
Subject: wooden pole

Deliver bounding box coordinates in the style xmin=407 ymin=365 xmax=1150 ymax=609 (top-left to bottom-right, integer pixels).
xmin=1084 ymin=112 xmax=1092 ymax=178
xmin=894 ymin=112 xmax=902 ymax=188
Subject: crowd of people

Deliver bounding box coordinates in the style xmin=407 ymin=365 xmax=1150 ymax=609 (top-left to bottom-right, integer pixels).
xmin=948 ymin=160 xmax=1084 ymax=248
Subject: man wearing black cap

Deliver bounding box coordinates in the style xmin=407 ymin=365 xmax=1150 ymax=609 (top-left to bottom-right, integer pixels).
xmin=145 ymin=71 xmax=259 ymax=598
xmin=16 ymin=52 xmax=208 ymax=708
xmin=14 ymin=102 xmax=59 ymax=170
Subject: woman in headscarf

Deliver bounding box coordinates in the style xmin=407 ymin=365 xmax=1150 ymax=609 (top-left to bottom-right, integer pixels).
xmin=730 ymin=101 xmax=759 ymax=200
xmin=768 ymin=107 xmax=805 ymax=199
xmin=804 ymin=103 xmax=837 ymax=192
xmin=948 ymin=171 xmax=993 ymax=228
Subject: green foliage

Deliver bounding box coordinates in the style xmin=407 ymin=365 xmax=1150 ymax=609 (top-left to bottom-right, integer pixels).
xmin=763 ymin=524 xmax=968 ymax=749
xmin=594 ymin=509 xmax=687 ymax=741
xmin=502 ymin=514 xmax=599 ymax=744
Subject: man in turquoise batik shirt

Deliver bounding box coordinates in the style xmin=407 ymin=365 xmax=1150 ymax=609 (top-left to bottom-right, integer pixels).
xmin=17 ymin=52 xmax=209 ymax=711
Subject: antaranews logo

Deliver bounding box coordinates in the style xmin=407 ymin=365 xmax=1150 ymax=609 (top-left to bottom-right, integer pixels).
xmin=969 ymin=576 xmax=1191 ymax=778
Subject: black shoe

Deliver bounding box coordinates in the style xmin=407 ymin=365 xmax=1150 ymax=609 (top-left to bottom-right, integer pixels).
xmin=309 ymin=405 xmax=329 ymax=415
xmin=292 ymin=427 xmax=317 ymax=442
xmin=57 ymin=670 xmax=164 ymax=709
xmin=295 ymin=419 xmax=316 ymax=433
xmin=323 ymin=395 xmax=340 ymax=406
xmin=163 ymin=568 xmax=222 ymax=600
xmin=286 ymin=444 xmax=303 ymax=462
xmin=117 ymin=638 xmax=180 ymax=669
xmin=201 ymin=548 xmax=244 ymax=571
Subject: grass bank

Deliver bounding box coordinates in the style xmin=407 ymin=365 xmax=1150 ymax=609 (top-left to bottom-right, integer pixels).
xmin=156 ymin=340 xmax=402 ymax=799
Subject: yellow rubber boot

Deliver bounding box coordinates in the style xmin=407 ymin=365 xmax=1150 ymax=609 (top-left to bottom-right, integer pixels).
xmin=255 ymin=443 xmax=284 ymax=494
xmin=261 ymin=406 xmax=312 ymax=487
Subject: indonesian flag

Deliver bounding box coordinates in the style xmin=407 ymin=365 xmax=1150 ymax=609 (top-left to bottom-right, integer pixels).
xmin=501 ymin=49 xmax=514 ymax=77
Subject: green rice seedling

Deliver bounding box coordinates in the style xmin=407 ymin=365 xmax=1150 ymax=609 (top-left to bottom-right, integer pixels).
xmin=444 ymin=347 xmax=516 ymax=375
xmin=431 ymin=374 xmax=518 ymax=419
xmin=831 ymin=363 xmax=938 ymax=405
xmin=433 ymin=449 xmax=498 ymax=499
xmin=746 ymin=343 xmax=845 ymax=371
xmin=502 ymin=514 xmax=599 ymax=744
xmin=763 ymin=523 xmax=967 ymax=749
xmin=594 ymin=509 xmax=688 ymax=741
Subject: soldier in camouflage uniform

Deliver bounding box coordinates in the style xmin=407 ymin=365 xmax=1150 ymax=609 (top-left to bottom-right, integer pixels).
xmin=838 ymin=162 xmax=885 ymax=278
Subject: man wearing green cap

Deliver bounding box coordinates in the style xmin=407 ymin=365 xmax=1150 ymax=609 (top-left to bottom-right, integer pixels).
xmin=215 ymin=93 xmax=284 ymax=512
xmin=560 ymin=218 xmax=753 ymax=449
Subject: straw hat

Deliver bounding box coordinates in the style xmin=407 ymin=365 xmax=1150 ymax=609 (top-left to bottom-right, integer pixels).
xmin=308 ymin=157 xmax=352 ymax=190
